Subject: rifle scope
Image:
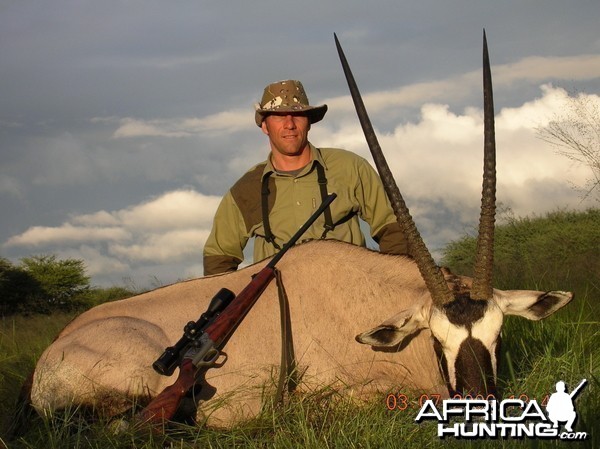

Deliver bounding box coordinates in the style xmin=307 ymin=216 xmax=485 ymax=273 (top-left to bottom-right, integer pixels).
xmin=152 ymin=287 xmax=235 ymax=376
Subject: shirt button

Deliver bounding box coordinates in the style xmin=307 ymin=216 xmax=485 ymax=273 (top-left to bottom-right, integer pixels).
xmin=296 ymin=201 xmax=301 ymax=206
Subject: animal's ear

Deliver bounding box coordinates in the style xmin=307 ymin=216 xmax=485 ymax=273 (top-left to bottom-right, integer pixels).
xmin=355 ymin=309 xmax=426 ymax=347
xmin=496 ymin=290 xmax=573 ymax=321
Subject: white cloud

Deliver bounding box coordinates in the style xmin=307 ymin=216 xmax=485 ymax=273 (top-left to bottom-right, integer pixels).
xmin=58 ymin=245 xmax=131 ymax=278
xmin=112 ymin=109 xmax=253 ymax=139
xmin=4 ymin=189 xmax=221 ymax=284
xmin=324 ymin=84 xmax=593 ymax=226
xmin=109 ymin=229 xmax=210 ymax=263
xmin=182 ymin=110 xmax=254 ymax=134
xmin=72 ymin=210 xmax=121 ymax=227
xmin=6 ymin=189 xmax=220 ymax=248
xmin=112 ymin=118 xmax=182 ymax=138
xmin=115 ymin=190 xmax=221 ymax=231
xmin=321 ymin=54 xmax=600 ymax=119
xmin=496 ymin=84 xmax=574 ymax=130
xmin=108 ymin=55 xmax=600 ymax=142
xmin=494 ymin=54 xmax=600 ymax=86
xmin=5 ymin=224 xmax=131 ymax=247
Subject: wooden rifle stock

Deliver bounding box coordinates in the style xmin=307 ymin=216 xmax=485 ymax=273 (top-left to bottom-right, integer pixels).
xmin=137 ymin=193 xmax=336 ymax=427
xmin=136 ymin=359 xmax=196 ymax=424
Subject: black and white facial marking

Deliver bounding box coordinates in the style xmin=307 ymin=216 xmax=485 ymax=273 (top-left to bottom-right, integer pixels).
xmin=354 ymin=282 xmax=573 ymax=398
xmin=429 ymin=294 xmax=503 ymax=397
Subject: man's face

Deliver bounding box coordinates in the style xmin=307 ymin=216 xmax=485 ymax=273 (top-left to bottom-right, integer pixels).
xmin=261 ymin=113 xmax=311 ymax=158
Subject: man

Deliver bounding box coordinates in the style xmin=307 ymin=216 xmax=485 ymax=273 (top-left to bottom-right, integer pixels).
xmin=203 ymin=79 xmax=408 ymax=275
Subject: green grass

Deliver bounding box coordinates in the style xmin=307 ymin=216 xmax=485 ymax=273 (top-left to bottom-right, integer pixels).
xmin=0 ymin=313 xmax=76 ymax=440
xmin=2 ymin=294 xmax=597 ymax=448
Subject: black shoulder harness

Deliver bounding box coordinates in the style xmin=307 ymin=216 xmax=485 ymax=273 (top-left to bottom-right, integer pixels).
xmin=261 ymin=161 xmax=339 ymax=250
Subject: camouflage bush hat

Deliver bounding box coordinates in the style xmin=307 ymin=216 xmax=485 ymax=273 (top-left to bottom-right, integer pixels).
xmin=254 ymin=80 xmax=328 ymax=127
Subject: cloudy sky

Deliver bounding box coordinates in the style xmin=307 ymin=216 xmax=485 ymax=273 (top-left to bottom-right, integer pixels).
xmin=1 ymin=1 xmax=599 ymax=289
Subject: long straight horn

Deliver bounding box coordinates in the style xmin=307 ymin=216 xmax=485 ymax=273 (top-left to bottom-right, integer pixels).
xmin=334 ymin=33 xmax=454 ymax=306
xmin=471 ymin=30 xmax=497 ymax=300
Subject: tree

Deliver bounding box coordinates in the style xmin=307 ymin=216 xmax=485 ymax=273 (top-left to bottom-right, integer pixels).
xmin=0 ymin=258 xmax=41 ymax=315
xmin=20 ymin=255 xmax=91 ymax=313
xmin=1 ymin=255 xmax=136 ymax=316
xmin=537 ymin=90 xmax=600 ymax=202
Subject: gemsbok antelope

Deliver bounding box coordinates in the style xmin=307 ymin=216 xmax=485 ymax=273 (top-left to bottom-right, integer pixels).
xmin=28 ymin=33 xmax=573 ymax=428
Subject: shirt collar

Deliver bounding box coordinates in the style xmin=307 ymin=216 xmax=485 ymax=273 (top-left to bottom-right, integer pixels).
xmin=262 ymin=143 xmax=326 ymax=179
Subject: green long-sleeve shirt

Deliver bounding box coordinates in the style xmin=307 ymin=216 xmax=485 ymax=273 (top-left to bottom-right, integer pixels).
xmin=203 ymin=144 xmax=408 ymax=275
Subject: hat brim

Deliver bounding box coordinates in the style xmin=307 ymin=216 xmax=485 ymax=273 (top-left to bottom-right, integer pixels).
xmin=255 ymin=104 xmax=328 ymax=127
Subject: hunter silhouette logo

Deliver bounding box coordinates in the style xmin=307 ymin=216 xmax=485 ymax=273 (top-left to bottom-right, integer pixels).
xmin=546 ymin=379 xmax=587 ymax=433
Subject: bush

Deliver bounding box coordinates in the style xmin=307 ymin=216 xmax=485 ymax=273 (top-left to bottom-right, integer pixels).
xmin=0 ymin=258 xmax=42 ymax=315
xmin=1 ymin=255 xmax=91 ymax=315
xmin=85 ymin=286 xmax=136 ymax=308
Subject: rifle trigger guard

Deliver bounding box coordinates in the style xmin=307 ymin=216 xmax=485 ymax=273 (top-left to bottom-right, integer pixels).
xmin=195 ymin=347 xmax=220 ymax=369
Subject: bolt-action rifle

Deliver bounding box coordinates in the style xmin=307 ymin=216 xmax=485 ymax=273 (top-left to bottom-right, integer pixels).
xmin=137 ymin=193 xmax=337 ymax=425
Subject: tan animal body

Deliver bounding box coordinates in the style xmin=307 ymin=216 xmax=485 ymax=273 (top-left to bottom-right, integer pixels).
xmin=30 ymin=239 xmax=571 ymax=427
xmin=30 ymin=241 xmax=443 ymax=426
